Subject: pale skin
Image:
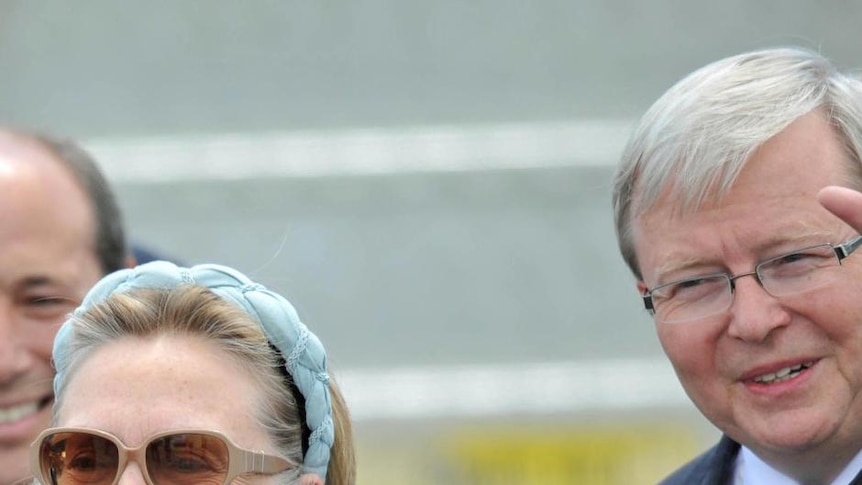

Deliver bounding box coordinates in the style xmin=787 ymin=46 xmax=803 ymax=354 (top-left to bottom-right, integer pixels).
xmin=633 ymin=111 xmax=862 ymax=483
xmin=0 ymin=133 xmax=104 ymax=485
xmin=56 ymin=333 xmax=325 ymax=485
xmin=58 ymin=334 xmax=290 ymax=485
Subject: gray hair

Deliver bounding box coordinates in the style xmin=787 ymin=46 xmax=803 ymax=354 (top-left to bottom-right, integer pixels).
xmin=612 ymin=47 xmax=862 ymax=280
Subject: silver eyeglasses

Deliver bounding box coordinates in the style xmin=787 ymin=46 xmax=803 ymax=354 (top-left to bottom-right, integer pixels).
xmin=643 ymin=235 xmax=862 ymax=324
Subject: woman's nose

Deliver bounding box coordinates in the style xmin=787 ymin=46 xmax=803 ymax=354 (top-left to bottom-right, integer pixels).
xmin=115 ymin=460 xmax=149 ymax=485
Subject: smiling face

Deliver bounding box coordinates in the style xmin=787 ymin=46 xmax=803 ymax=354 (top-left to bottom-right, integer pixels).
xmin=633 ymin=111 xmax=862 ymax=478
xmin=0 ymin=133 xmax=103 ymax=485
xmin=55 ymin=333 xmax=282 ymax=484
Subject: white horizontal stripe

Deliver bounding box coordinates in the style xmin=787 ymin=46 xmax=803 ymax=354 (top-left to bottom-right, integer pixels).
xmin=337 ymin=357 xmax=688 ymax=422
xmin=83 ymin=120 xmax=634 ymax=182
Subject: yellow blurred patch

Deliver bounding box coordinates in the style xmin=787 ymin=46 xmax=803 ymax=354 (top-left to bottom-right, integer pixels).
xmin=355 ymin=421 xmax=703 ymax=485
xmin=437 ymin=423 xmax=699 ymax=485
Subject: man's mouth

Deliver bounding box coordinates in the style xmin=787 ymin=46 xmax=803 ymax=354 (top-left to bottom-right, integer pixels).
xmin=0 ymin=396 xmax=52 ymax=424
xmin=752 ymin=361 xmax=815 ymax=385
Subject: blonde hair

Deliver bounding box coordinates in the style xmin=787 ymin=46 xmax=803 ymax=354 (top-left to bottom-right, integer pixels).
xmin=53 ymin=285 xmax=356 ymax=485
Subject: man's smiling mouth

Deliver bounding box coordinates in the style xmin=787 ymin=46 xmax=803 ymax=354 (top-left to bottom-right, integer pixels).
xmin=0 ymin=396 xmax=52 ymax=424
xmin=752 ymin=362 xmax=815 ymax=385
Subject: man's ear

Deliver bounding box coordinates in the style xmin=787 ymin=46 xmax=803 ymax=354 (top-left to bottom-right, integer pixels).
xmin=124 ymin=254 xmax=137 ymax=268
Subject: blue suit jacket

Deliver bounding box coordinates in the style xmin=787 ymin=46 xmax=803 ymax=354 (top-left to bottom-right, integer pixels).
xmin=659 ymin=435 xmax=862 ymax=485
xmin=659 ymin=435 xmax=739 ymax=485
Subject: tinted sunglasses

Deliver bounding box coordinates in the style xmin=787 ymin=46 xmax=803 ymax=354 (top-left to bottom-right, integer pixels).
xmin=31 ymin=427 xmax=295 ymax=485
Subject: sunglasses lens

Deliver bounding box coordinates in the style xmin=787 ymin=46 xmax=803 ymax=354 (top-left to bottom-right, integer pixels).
xmin=39 ymin=432 xmax=119 ymax=485
xmin=146 ymin=433 xmax=230 ymax=484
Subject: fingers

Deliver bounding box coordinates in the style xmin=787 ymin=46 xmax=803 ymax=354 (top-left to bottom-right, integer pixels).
xmin=818 ymin=186 xmax=862 ymax=234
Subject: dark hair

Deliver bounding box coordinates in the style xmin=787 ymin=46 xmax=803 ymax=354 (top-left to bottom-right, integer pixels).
xmin=34 ymin=134 xmax=128 ymax=274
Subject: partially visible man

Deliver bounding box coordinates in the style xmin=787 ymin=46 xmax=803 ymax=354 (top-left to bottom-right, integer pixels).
xmin=0 ymin=129 xmax=131 ymax=485
xmin=613 ymin=48 xmax=862 ymax=483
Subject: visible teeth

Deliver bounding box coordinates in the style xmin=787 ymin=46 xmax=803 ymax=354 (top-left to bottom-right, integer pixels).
xmin=0 ymin=401 xmax=40 ymax=424
xmin=753 ymin=362 xmax=812 ymax=384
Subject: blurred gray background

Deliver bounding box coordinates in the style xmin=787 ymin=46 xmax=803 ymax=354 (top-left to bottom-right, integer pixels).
xmin=3 ymin=2 xmax=860 ymax=483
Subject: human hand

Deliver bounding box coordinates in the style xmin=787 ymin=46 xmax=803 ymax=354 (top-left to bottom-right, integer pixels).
xmin=818 ymin=186 xmax=862 ymax=233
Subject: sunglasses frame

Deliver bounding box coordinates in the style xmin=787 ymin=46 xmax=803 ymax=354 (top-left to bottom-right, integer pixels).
xmin=31 ymin=426 xmax=295 ymax=485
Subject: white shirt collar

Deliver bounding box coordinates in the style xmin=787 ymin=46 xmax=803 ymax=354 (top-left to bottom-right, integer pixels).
xmin=735 ymin=445 xmax=862 ymax=485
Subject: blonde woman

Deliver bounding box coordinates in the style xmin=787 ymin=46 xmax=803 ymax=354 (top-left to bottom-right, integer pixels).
xmin=31 ymin=261 xmax=355 ymax=485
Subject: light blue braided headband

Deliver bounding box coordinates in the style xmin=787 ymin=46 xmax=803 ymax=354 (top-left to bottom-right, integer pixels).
xmin=52 ymin=261 xmax=334 ymax=480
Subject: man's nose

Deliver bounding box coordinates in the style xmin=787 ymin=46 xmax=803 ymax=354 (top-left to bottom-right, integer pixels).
xmin=0 ymin=301 xmax=28 ymax=383
xmin=727 ymin=275 xmax=791 ymax=342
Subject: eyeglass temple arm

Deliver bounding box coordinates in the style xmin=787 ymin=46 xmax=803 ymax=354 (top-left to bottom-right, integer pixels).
xmin=244 ymin=450 xmax=295 ymax=474
xmin=642 ymin=294 xmax=655 ymax=312
xmin=836 ymin=235 xmax=862 ymax=260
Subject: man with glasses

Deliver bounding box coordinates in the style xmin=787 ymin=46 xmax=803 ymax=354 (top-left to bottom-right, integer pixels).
xmin=613 ymin=47 xmax=862 ymax=484
xmin=0 ymin=129 xmax=133 ymax=485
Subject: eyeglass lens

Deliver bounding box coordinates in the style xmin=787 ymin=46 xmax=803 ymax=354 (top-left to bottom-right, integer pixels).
xmin=39 ymin=431 xmax=231 ymax=485
xmin=653 ymin=243 xmax=843 ymax=323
